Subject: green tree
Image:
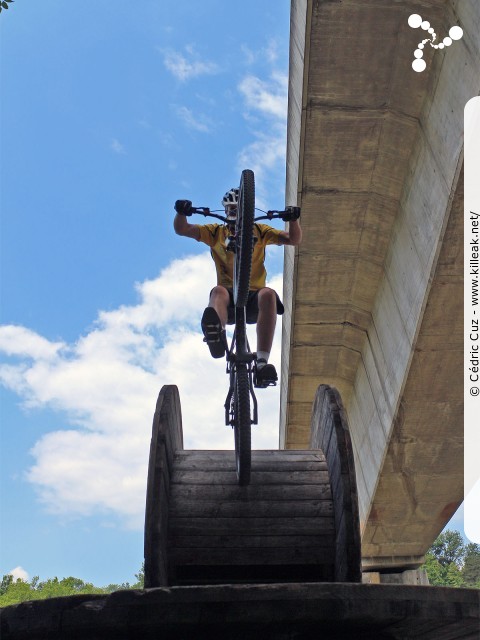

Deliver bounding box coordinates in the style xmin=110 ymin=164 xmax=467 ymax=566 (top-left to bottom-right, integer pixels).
xmin=423 ymin=530 xmax=466 ymax=587
xmin=444 ymin=561 xmax=464 ymax=587
xmin=0 ymin=578 xmax=35 ymax=607
xmin=33 ymin=577 xmax=105 ymax=600
xmin=0 ymin=575 xmax=13 ymax=596
xmin=429 ymin=530 xmax=465 ymax=567
xmin=423 ymin=553 xmax=446 ymax=586
xmin=422 ymin=530 xmax=480 ymax=589
xmin=463 ymin=543 xmax=480 ymax=588
xmin=133 ymin=562 xmax=145 ymax=589
xmin=0 ymin=563 xmax=146 ymax=607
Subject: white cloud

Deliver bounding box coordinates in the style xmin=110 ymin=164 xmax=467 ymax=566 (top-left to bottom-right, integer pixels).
xmin=111 ymin=138 xmax=126 ymax=155
xmin=237 ymin=71 xmax=288 ymax=209
xmin=264 ymin=40 xmax=280 ymax=65
xmin=0 ymin=326 xmax=65 ymax=360
xmin=9 ymin=567 xmax=29 ymax=582
xmin=240 ymin=39 xmax=280 ymax=67
xmin=175 ymin=106 xmax=212 ymax=133
xmin=163 ymin=46 xmax=219 ymax=82
xmin=241 ymin=44 xmax=256 ymax=65
xmin=238 ymin=130 xmax=286 ymax=198
xmin=239 ymin=72 xmax=288 ymax=121
xmin=0 ymin=254 xmax=284 ymax=530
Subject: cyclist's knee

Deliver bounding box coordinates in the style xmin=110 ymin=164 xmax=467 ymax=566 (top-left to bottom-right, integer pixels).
xmin=258 ymin=287 xmax=276 ymax=307
xmin=210 ymin=285 xmax=229 ymax=303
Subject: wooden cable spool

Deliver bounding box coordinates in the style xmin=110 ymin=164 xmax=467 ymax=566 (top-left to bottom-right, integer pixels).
xmin=144 ymin=385 xmax=361 ymax=588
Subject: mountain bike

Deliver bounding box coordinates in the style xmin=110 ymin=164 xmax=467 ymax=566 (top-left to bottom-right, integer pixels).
xmin=181 ymin=169 xmax=300 ymax=485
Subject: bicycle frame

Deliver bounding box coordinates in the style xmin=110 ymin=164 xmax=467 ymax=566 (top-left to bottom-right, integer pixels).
xmin=224 ymin=309 xmax=258 ymax=428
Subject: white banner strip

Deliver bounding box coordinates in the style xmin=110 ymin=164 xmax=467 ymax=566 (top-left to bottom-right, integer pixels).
xmin=464 ymin=96 xmax=480 ymax=543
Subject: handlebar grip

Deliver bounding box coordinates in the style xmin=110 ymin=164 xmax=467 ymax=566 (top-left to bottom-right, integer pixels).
xmin=174 ymin=199 xmax=193 ymax=215
xmin=282 ymin=206 xmax=301 ymax=221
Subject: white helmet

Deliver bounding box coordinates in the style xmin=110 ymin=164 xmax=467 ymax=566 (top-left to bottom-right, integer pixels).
xmin=222 ymin=187 xmax=239 ymax=208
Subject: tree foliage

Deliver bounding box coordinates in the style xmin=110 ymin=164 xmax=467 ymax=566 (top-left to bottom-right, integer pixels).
xmin=0 ymin=563 xmax=144 ymax=607
xmin=463 ymin=543 xmax=480 ymax=588
xmin=423 ymin=531 xmax=480 ymax=588
xmin=0 ymin=0 xmax=14 ymax=14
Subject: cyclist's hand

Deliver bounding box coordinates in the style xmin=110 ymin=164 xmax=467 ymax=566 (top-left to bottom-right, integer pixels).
xmin=281 ymin=206 xmax=301 ymax=222
xmin=174 ymin=199 xmax=193 ymax=216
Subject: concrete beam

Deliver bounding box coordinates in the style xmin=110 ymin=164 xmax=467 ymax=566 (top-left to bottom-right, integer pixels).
xmin=282 ymin=0 xmax=480 ymax=569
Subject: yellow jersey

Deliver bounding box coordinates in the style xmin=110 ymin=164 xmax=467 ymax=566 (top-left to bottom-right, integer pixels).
xmin=197 ymin=223 xmax=283 ymax=290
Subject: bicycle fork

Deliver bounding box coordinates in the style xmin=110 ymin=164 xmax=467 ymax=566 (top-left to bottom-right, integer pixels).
xmin=224 ymin=335 xmax=258 ymax=427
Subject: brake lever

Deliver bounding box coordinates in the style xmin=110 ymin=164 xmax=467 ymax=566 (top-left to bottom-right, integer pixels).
xmin=191 ymin=207 xmax=211 ymax=216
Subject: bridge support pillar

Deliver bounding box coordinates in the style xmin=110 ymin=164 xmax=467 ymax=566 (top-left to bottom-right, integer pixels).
xmin=363 ymin=569 xmax=429 ymax=586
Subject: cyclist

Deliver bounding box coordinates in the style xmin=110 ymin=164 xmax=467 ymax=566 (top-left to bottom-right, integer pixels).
xmin=174 ymin=188 xmax=302 ymax=387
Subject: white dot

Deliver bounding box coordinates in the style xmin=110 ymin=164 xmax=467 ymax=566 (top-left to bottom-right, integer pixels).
xmin=443 ymin=36 xmax=452 ymax=46
xmin=418 ymin=43 xmax=424 ymax=49
xmin=414 ymin=49 xmax=424 ymax=58
xmin=412 ymin=58 xmax=427 ymax=72
xmin=438 ymin=43 xmax=445 ymax=49
xmin=449 ymin=25 xmax=463 ymax=40
xmin=433 ymin=45 xmax=439 ymax=49
xmin=408 ymin=14 xmax=423 ymax=28
xmin=421 ymin=21 xmax=430 ymax=30
xmin=428 ymin=27 xmax=434 ymax=34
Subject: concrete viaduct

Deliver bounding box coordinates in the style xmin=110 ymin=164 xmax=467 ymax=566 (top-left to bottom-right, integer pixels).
xmin=280 ymin=0 xmax=480 ymax=576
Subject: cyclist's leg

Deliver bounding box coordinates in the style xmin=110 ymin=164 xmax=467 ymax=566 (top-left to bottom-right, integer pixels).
xmin=208 ymin=285 xmax=229 ymax=327
xmin=256 ymin=287 xmax=277 ymax=354
xmin=254 ymin=288 xmax=278 ymax=387
xmin=202 ymin=285 xmax=229 ymax=359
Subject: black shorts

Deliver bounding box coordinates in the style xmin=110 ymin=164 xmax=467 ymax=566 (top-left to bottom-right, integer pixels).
xmin=223 ymin=288 xmax=285 ymax=325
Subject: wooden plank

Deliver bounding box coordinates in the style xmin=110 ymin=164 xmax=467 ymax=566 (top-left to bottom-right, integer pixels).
xmin=174 ymin=450 xmax=326 ymax=462
xmin=169 ymin=516 xmax=335 ymax=537
xmin=144 ymin=469 xmax=170 ymax=588
xmin=174 ymin=449 xmax=323 ymax=456
xmin=171 ymin=470 xmax=331 ymax=485
xmin=144 ymin=385 xmax=185 ymax=588
xmin=169 ymin=498 xmax=333 ymax=518
xmin=310 ymin=385 xmax=362 ymax=582
xmin=169 ymin=546 xmax=336 ymax=566
xmin=168 ymin=483 xmax=332 ymax=501
xmin=173 ymin=454 xmax=328 ymax=473
xmin=168 ymin=534 xmax=335 ymax=549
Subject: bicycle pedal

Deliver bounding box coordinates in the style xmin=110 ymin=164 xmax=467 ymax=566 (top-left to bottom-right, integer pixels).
xmin=203 ymin=330 xmax=221 ymax=342
xmin=254 ymin=379 xmax=277 ymax=389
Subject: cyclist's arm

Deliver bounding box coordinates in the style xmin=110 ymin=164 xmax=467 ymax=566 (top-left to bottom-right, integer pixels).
xmin=174 ymin=213 xmax=201 ymax=241
xmin=278 ymin=219 xmax=302 ymax=246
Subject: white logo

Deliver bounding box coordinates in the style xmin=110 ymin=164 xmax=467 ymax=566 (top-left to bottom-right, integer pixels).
xmin=408 ymin=13 xmax=463 ymax=72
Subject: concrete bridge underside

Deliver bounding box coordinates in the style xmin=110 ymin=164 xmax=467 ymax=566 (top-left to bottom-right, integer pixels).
xmin=280 ymin=0 xmax=480 ymax=572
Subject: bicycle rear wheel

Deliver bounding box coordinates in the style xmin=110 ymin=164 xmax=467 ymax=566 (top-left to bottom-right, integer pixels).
xmin=234 ymin=363 xmax=251 ymax=486
xmin=234 ymin=169 xmax=255 ymax=308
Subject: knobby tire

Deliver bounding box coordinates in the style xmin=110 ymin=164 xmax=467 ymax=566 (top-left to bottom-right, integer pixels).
xmin=234 ymin=363 xmax=251 ymax=485
xmin=234 ymin=169 xmax=255 ymax=307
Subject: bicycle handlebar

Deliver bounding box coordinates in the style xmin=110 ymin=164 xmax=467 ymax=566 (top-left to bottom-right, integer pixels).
xmin=189 ymin=207 xmax=228 ymax=223
xmin=185 ymin=206 xmax=300 ymax=223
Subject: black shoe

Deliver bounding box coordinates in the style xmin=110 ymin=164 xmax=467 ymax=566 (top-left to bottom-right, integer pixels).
xmin=201 ymin=307 xmax=227 ymax=359
xmin=254 ymin=359 xmax=278 ymax=388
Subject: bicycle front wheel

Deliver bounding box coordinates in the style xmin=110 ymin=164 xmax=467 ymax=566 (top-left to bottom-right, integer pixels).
xmin=234 ymin=364 xmax=251 ymax=486
xmin=234 ymin=169 xmax=255 ymax=308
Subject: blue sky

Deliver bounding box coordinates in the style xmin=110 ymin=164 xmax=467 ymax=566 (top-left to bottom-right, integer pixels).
xmin=0 ymin=1 xmax=467 ymax=588
xmin=0 ymin=0 xmax=291 ymax=586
